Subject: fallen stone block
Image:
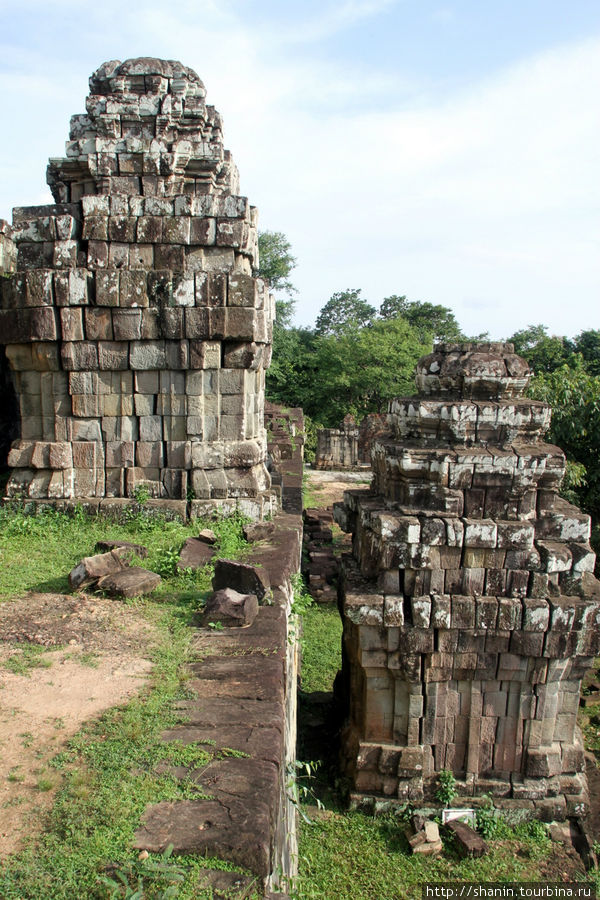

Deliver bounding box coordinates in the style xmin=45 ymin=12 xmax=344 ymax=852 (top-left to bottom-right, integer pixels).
xmin=178 ymin=537 xmax=215 ymax=571
xmin=202 ymin=588 xmax=258 ymax=628
xmin=198 ymin=528 xmax=217 ymax=545
xmin=68 ymin=549 xmax=128 ymax=590
xmin=97 ymin=567 xmax=162 ymax=598
xmin=95 ymin=539 xmax=148 ymax=558
xmin=447 ymin=820 xmax=487 ymax=857
xmin=212 ymin=558 xmax=270 ymax=601
xmin=243 ymin=521 xmax=275 ymax=542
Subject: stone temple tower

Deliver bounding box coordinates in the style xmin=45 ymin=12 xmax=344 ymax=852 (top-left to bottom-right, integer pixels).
xmin=0 ymin=58 xmax=275 ymax=517
xmin=336 ymin=342 xmax=600 ymax=819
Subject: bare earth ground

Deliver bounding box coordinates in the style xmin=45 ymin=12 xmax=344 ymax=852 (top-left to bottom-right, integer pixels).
xmin=305 ymin=467 xmax=371 ymax=513
xmin=0 ymin=592 xmax=156 ymax=857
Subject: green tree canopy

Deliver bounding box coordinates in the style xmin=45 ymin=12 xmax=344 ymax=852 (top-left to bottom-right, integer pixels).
xmin=379 ymin=296 xmax=464 ymax=343
xmin=529 ymin=362 xmax=600 ymax=518
xmin=572 ymin=330 xmax=600 ymax=376
xmin=308 ymin=316 xmax=429 ymax=425
xmin=508 ymin=324 xmax=573 ymax=374
xmin=314 ymin=289 xmax=377 ymax=337
xmin=257 ymin=230 xmax=297 ymax=296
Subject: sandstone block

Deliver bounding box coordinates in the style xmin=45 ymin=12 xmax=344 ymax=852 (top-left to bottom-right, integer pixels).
xmin=97 ymin=567 xmax=161 ymax=598
xmin=201 ymin=587 xmax=258 ymax=628
xmin=68 ymin=548 xmax=128 ymax=590
xmin=212 ymin=558 xmax=270 ymax=601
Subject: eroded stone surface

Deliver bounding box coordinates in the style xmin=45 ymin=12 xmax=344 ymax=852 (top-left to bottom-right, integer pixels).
xmin=177 ymin=536 xmax=215 ymax=571
xmin=201 ymin=587 xmax=258 ymax=628
xmin=336 ymin=342 xmax=600 ymax=817
xmin=96 ymin=567 xmax=161 ymax=597
xmin=134 ymin=512 xmax=303 ymax=894
xmin=212 ymin=558 xmax=270 ymax=600
xmin=1 ymin=58 xmax=275 ymax=517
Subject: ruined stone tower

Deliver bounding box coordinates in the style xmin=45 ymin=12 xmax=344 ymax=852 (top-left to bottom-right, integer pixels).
xmin=0 ymin=58 xmax=274 ymax=517
xmin=336 ymin=342 xmax=600 ymax=819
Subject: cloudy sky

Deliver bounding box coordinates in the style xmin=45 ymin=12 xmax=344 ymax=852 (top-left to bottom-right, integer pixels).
xmin=1 ymin=0 xmax=598 ymax=338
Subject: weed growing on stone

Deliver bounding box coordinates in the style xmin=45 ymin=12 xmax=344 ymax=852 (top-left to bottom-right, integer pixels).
xmin=435 ymin=769 xmax=458 ymax=807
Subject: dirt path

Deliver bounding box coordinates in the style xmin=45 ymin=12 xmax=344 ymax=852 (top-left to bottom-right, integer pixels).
xmin=0 ymin=592 xmax=157 ymax=857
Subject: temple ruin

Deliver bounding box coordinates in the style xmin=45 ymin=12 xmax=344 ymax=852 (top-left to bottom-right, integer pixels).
xmin=0 ymin=58 xmax=274 ymax=518
xmin=335 ymin=342 xmax=600 ymax=818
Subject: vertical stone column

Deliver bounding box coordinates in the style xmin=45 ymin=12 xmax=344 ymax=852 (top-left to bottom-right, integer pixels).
xmin=335 ymin=342 xmax=600 ymax=819
xmin=0 ymin=58 xmax=275 ymax=518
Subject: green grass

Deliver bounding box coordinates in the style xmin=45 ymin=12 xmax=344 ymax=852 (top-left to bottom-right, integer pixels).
xmin=0 ymin=503 xmax=259 ymax=899
xmin=302 ymin=472 xmax=321 ymax=511
xmin=300 ymin=604 xmax=342 ymax=693
xmin=3 ymin=643 xmax=55 ymax=676
xmin=0 ymin=503 xmax=249 ymax=602
xmin=296 ymin=810 xmax=555 ymax=900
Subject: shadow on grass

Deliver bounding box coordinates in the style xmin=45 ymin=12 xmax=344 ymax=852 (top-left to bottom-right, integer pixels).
xmin=30 ymin=575 xmax=71 ymax=594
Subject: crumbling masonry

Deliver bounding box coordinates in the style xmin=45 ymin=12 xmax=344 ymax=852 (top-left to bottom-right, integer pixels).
xmin=335 ymin=342 xmax=600 ymax=818
xmin=0 ymin=58 xmax=274 ymax=517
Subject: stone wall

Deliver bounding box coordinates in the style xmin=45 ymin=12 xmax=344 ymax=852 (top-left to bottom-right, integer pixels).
xmin=335 ymin=342 xmax=600 ymax=819
xmin=265 ymin=402 xmax=304 ymax=514
xmin=1 ymin=58 xmax=275 ymax=518
xmin=134 ymin=511 xmax=303 ymax=897
xmin=315 ymin=413 xmax=387 ymax=470
xmin=0 ymin=222 xmax=19 ymax=467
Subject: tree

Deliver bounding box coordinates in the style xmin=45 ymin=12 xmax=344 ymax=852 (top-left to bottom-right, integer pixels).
xmin=572 ymin=330 xmax=600 ymax=376
xmin=314 ymin=289 xmax=376 ymax=337
xmin=508 ymin=324 xmax=573 ymax=374
xmin=529 ymin=361 xmax=600 ymax=519
xmin=257 ymin=230 xmax=297 ymax=297
xmin=265 ymin=326 xmax=318 ymax=410
xmin=379 ymin=296 xmax=463 ymax=343
xmin=309 ymin=316 xmax=429 ymax=425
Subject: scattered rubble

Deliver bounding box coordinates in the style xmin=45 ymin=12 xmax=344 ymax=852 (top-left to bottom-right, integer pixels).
xmin=177 ymin=537 xmax=215 ymax=571
xmin=97 ymin=567 xmax=162 ymax=598
xmin=446 ymin=820 xmax=488 ymax=858
xmin=68 ymin=547 xmax=160 ymax=597
xmin=302 ymin=508 xmax=338 ymax=603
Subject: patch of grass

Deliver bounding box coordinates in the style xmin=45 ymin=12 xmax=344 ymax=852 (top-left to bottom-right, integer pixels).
xmin=4 ymin=643 xmax=54 ymax=676
xmin=0 ymin=504 xmax=250 ymax=605
xmin=300 ymin=604 xmax=342 ymax=693
xmin=296 ymin=810 xmax=555 ymax=900
xmin=76 ymin=651 xmax=100 ymax=669
xmin=0 ymin=602 xmax=255 ymax=899
xmin=302 ymin=472 xmax=322 ymax=510
xmin=36 ymin=778 xmax=54 ymax=793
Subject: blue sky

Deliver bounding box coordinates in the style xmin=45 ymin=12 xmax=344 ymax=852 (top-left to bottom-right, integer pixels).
xmin=1 ymin=0 xmax=598 ymax=338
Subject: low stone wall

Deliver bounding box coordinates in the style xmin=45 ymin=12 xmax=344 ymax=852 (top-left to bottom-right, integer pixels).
xmin=134 ymin=510 xmax=303 ymax=897
xmin=266 ymin=402 xmax=304 ymax=514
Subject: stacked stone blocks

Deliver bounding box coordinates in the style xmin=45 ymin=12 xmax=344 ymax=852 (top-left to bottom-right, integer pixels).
xmin=335 ymin=343 xmax=600 ymax=818
xmin=1 ymin=59 xmax=274 ymax=516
